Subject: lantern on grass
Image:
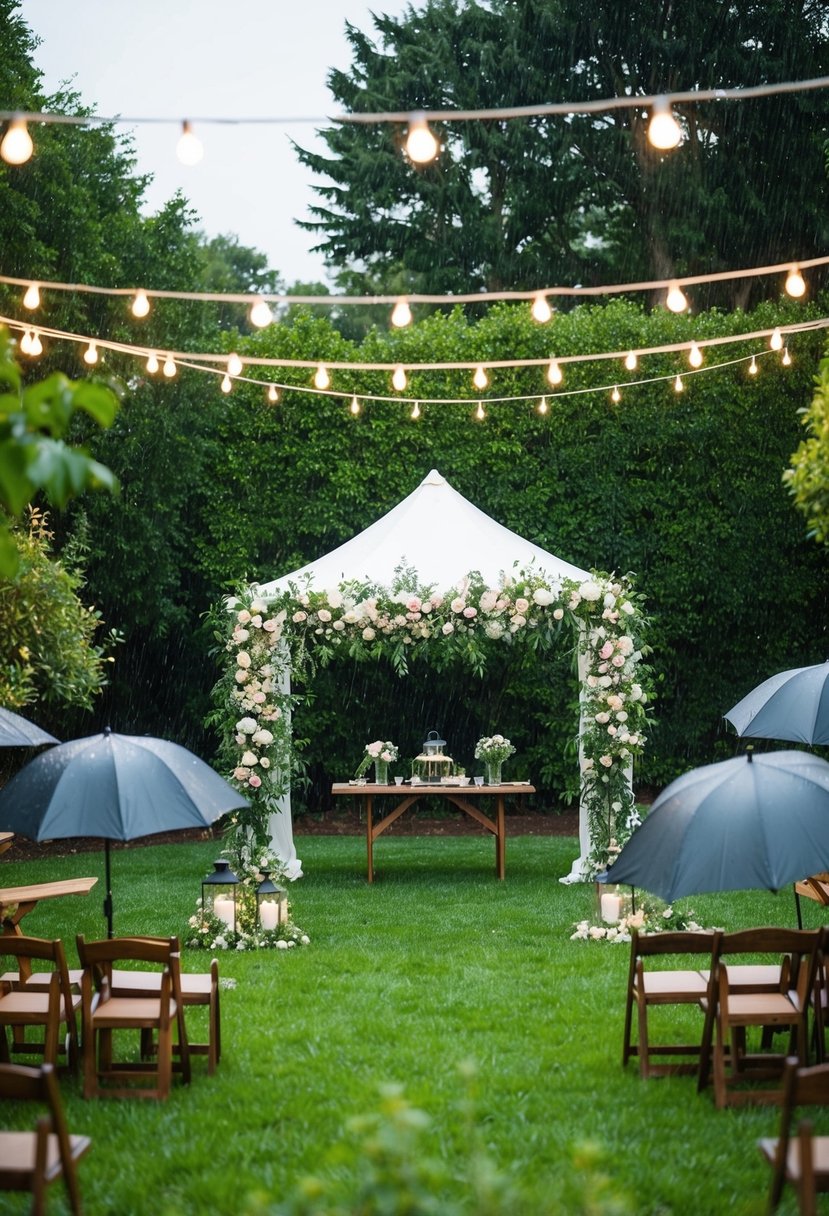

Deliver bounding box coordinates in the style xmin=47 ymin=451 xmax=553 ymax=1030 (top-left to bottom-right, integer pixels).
xmin=256 ymin=869 xmax=288 ymax=930
xmin=202 ymin=860 xmax=240 ymax=932
xmin=412 ymin=730 xmax=454 ymax=783
xmin=595 ymin=882 xmax=632 ymax=925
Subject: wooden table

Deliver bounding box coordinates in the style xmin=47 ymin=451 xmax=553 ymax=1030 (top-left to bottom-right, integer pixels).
xmin=0 ymin=877 xmax=98 ymax=940
xmin=331 ymin=782 xmax=535 ymax=882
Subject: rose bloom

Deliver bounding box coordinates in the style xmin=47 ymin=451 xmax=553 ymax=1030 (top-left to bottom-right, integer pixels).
xmin=479 ymin=590 xmax=498 ymax=612
xmin=262 ymin=618 xmax=279 ymax=633
xmin=616 ymin=711 xmax=628 ymax=723
xmin=233 ymin=766 xmax=249 ymax=781
xmin=248 ymin=774 xmax=262 ymax=788
xmin=235 ymin=670 xmax=249 ymax=684
xmin=260 ymin=757 xmax=271 ymax=769
xmin=406 ymin=596 xmax=422 ymax=613
xmin=603 ymin=592 xmax=616 ymax=609
xmin=253 ymin=728 xmax=274 ymax=745
xmin=292 ymin=611 xmax=307 ymax=623
xmin=599 ymin=641 xmax=614 ymax=660
xmin=233 ymin=628 xmax=249 ymax=643
xmin=511 ymin=615 xmax=526 ymax=629
xmin=599 ymin=754 xmax=614 ymax=768
xmin=327 ymin=589 xmax=343 ymax=609
xmin=617 ymin=636 xmax=634 ymax=656
xmin=333 ymin=619 xmax=345 ymax=631
xmin=450 ymin=597 xmax=466 ymax=614
xmin=463 ymin=606 xmax=477 ymax=619
xmin=362 ymin=627 xmax=376 ymax=641
xmin=586 ymin=675 xmax=598 ymax=688
xmin=241 ymin=750 xmax=258 ymax=767
xmin=236 ymin=651 xmax=251 ymax=669
xmin=595 ymin=712 xmax=610 ymax=724
xmin=317 ymin=608 xmax=332 ymax=623
xmin=612 ymin=654 xmax=626 ymax=668
xmin=236 ymin=609 xmax=251 ymax=624
xmin=250 ymin=615 xmax=263 ymax=628
xmin=629 ymin=684 xmax=643 ymax=701
xmin=442 ymin=622 xmax=455 ymax=635
xmin=553 ymin=608 xmax=564 ymax=620
xmin=606 ymin=694 xmax=623 ymax=711
xmin=236 ymin=717 xmax=257 ymax=733
xmin=252 ymin=691 xmax=266 ymax=704
xmin=515 ymin=597 xmax=529 ymax=614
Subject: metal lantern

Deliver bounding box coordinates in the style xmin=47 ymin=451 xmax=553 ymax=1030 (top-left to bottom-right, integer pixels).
xmin=202 ymin=859 xmax=240 ymax=933
xmin=413 ymin=730 xmax=454 ymax=783
xmin=256 ymin=868 xmax=288 ymax=931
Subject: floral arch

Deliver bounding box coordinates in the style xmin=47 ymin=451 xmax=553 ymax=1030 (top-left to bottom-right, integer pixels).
xmin=211 ymin=564 xmax=652 ymax=882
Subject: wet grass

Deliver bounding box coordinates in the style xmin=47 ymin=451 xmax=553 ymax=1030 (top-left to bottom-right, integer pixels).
xmin=0 ymin=834 xmax=824 ymax=1214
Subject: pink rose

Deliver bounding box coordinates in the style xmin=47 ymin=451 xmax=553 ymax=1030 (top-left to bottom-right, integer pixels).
xmin=406 ymin=596 xmax=422 ymax=613
xmin=463 ymin=606 xmax=477 ymax=619
xmin=318 ymin=609 xmax=332 ymax=622
xmin=292 ymin=611 xmax=307 ymax=623
xmin=612 ymin=655 xmax=625 ymax=668
xmin=599 ymin=641 xmax=614 ymax=660
xmin=515 ymin=598 xmax=529 ymax=614
xmin=442 ymin=622 xmax=455 ymax=635
xmin=237 ymin=609 xmax=251 ymax=624
xmin=599 ymin=755 xmax=613 ymax=768
xmin=248 ymin=774 xmax=262 ymax=788
xmin=263 ymin=618 xmax=279 ymax=632
xmin=450 ymin=597 xmax=466 ymax=614
xmin=233 ymin=766 xmax=249 ymax=781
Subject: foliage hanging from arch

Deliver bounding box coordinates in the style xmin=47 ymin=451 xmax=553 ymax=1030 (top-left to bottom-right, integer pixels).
xmin=209 ymin=566 xmax=653 ymax=877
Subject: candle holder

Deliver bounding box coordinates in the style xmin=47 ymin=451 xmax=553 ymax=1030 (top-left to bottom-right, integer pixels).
xmin=256 ymin=869 xmax=288 ymax=931
xmin=596 ymin=882 xmax=625 ymax=925
xmin=202 ymin=859 xmax=240 ymax=934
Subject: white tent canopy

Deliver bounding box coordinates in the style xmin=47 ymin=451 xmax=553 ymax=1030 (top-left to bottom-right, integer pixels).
xmin=257 ymin=469 xmax=589 ymax=597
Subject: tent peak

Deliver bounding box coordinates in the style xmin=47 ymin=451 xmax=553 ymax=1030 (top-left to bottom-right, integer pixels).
xmin=421 ymin=469 xmax=446 ymax=487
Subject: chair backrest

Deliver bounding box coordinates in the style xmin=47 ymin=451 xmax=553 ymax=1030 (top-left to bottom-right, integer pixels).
xmin=76 ymin=934 xmax=183 ymax=1008
xmin=0 ymin=1061 xmax=79 ymax=1189
xmin=771 ymin=1057 xmax=829 ymax=1192
xmin=715 ymin=928 xmax=821 ymax=1003
xmin=632 ymin=929 xmax=719 ymax=960
xmin=0 ymin=935 xmax=77 ymax=1023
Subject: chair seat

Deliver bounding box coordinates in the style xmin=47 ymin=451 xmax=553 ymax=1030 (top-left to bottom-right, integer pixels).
xmin=699 ymin=965 xmax=782 ymax=992
xmin=110 ymin=969 xmax=212 ymax=1000
xmin=759 ymin=1134 xmax=829 ymax=1178
xmin=637 ymin=970 xmax=708 ymax=998
xmin=91 ymin=996 xmax=178 ymax=1028
xmin=726 ymin=993 xmax=799 ymax=1023
xmin=0 ymin=1129 xmax=90 ymax=1181
xmin=0 ymin=970 xmax=84 ymax=989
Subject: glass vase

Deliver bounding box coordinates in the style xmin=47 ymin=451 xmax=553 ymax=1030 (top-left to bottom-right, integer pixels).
xmin=485 ymin=760 xmax=502 ymax=786
xmin=374 ymin=759 xmax=389 ymax=785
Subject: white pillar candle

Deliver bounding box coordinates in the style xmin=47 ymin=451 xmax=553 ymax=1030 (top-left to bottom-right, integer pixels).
xmin=213 ymin=896 xmax=236 ymax=929
xmin=260 ymin=900 xmax=279 ymax=931
xmin=600 ymin=893 xmax=622 ymax=924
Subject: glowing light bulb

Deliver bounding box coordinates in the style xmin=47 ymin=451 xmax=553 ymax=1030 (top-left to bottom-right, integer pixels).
xmin=29 ymin=332 xmax=42 ymax=357
xmin=611 ymin=385 xmax=621 ymax=403
xmin=688 ymin=342 xmax=703 ymax=368
xmin=782 ymin=347 xmax=792 ymax=366
xmin=221 ymin=373 xmax=232 ymax=394
xmin=666 ymin=282 xmax=688 ymax=313
xmin=163 ymin=354 xmax=177 ymax=378
xmin=473 ymin=365 xmax=488 ymax=390
xmin=83 ymin=341 xmax=98 ymax=366
xmin=748 ymin=355 xmax=758 ymax=376
xmin=785 ymin=267 xmax=806 ymax=298
xmin=674 ymin=374 xmax=684 ymax=393
xmin=227 ymin=352 xmax=243 ymax=376
xmin=249 ymin=298 xmax=273 ymax=329
xmin=146 ymin=352 xmax=159 ymax=374
xmin=23 ymin=283 xmax=40 ymax=310
xmin=131 ymin=289 xmax=150 ymax=318
xmin=392 ymin=365 xmax=407 ymax=391
xmin=648 ymin=97 xmax=683 ymax=151
xmin=267 ymin=384 xmax=279 ymax=404
xmin=537 ymin=397 xmax=548 ymax=415
xmin=770 ymin=327 xmax=783 ymax=351
xmin=531 ymin=294 xmax=552 ymax=323
xmin=624 ymin=351 xmax=638 ymax=371
xmin=547 ymin=359 xmax=563 ymax=386
xmin=475 ymin=401 xmax=485 ymax=421
xmin=391 ymin=299 xmax=412 ymax=328
xmin=1 ymin=117 xmax=33 ymax=165
xmin=350 ymin=396 xmax=360 ymax=415
xmin=405 ymin=112 xmax=439 ymax=165
xmin=411 ymin=401 xmax=421 ymax=419
xmin=19 ymin=330 xmax=33 ymax=355
xmin=177 ymin=120 xmax=203 ymax=166
xmin=314 ymin=365 xmax=330 ymax=390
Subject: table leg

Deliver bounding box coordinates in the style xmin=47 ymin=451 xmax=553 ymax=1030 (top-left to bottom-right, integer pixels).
xmin=496 ymin=795 xmax=505 ymax=880
xmin=366 ymin=794 xmax=374 ymax=883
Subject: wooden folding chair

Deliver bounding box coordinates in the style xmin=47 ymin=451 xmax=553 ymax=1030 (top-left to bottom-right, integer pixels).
xmin=758 ymin=1056 xmax=829 ymax=1215
xmin=0 ymin=937 xmax=81 ymax=1072
xmin=0 ymin=1060 xmax=91 ymax=1215
xmin=622 ymin=929 xmax=719 ymax=1078
xmin=698 ymin=928 xmax=821 ymax=1109
xmin=76 ymin=935 xmax=190 ymax=1100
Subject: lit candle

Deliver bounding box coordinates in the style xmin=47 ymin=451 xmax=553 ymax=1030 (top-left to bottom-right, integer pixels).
xmin=260 ymin=900 xmax=279 ymax=931
xmin=213 ymin=896 xmax=235 ymax=929
xmin=600 ymin=893 xmax=622 ymax=924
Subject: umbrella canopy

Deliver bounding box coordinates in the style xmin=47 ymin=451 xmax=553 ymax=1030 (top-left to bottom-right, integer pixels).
xmin=724 ymin=662 xmax=829 ymax=746
xmin=0 ymin=707 xmax=58 ymax=748
xmin=604 ymin=751 xmax=829 ymax=902
xmin=0 ymin=729 xmax=248 ymax=935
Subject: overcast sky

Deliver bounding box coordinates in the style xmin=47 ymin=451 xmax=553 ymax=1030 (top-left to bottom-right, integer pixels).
xmin=20 ymin=0 xmax=412 ymax=285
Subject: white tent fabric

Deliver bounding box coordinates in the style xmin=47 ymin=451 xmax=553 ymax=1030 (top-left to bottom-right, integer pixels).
xmin=257 ymin=469 xmax=589 ymax=596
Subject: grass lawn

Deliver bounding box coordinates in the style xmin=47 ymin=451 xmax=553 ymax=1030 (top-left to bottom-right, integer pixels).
xmin=0 ymin=832 xmax=824 ymax=1215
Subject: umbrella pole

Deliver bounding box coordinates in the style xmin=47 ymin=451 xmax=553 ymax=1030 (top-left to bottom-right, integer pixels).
xmin=103 ymin=840 xmax=114 ymax=938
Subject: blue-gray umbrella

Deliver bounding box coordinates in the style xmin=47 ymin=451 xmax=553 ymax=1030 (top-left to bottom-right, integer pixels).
xmin=724 ymin=661 xmax=829 ymax=746
xmin=0 ymin=707 xmax=58 ymax=747
xmin=603 ymin=751 xmax=829 ymax=902
xmin=0 ymin=728 xmax=248 ymax=935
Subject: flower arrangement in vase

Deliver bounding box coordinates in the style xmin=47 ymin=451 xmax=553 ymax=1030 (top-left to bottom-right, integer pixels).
xmin=356 ymin=740 xmax=399 ymax=784
xmin=474 ymin=734 xmax=516 ymax=785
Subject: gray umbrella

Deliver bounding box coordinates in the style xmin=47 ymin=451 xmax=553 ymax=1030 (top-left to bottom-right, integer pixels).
xmin=0 ymin=707 xmax=58 ymax=747
xmin=724 ymin=661 xmax=829 ymax=746
xmin=603 ymin=750 xmax=829 ymax=902
xmin=0 ymin=728 xmax=248 ymax=935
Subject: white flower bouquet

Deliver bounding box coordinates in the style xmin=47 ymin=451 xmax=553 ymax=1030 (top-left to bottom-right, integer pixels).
xmin=474 ymin=734 xmax=516 ymax=764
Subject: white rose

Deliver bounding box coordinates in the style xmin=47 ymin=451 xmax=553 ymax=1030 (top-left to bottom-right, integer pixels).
xmin=616 ymin=711 xmax=628 ymax=723
xmin=236 ymin=651 xmax=251 ymax=669
xmin=553 ymin=608 xmax=564 ymax=620
xmin=450 ymin=597 xmax=466 ymax=614
xmin=442 ymin=622 xmax=455 ymax=635
xmin=317 ymin=608 xmax=332 ymax=623
xmin=617 ymin=636 xmax=634 ymax=656
xmin=241 ymin=750 xmax=258 ymax=767
xmin=362 ymin=627 xmax=376 ymax=641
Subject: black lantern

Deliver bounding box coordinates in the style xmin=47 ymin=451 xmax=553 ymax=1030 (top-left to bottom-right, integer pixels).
xmin=202 ymin=859 xmax=240 ymax=933
xmin=256 ymin=869 xmax=288 ymax=930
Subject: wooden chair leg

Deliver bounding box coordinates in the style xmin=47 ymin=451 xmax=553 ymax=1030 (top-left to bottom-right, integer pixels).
xmin=636 ymin=995 xmax=650 ymax=1079
xmin=31 ymin=1116 xmax=48 ymax=1216
xmin=622 ymin=989 xmax=634 ymax=1067
xmin=157 ymin=1019 xmax=172 ymax=1100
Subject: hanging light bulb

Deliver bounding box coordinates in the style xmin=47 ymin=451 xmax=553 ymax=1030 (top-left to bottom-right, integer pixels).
xmin=405 ymin=112 xmax=439 ymax=164
xmin=19 ymin=330 xmax=33 ymax=355
xmin=131 ymin=289 xmax=150 ymax=318
xmin=782 ymin=346 xmax=792 ymax=366
xmin=666 ymin=282 xmax=688 ymax=313
xmin=392 ymin=365 xmax=408 ymax=391
xmin=769 ymin=327 xmax=783 ymax=351
xmin=163 ymin=354 xmax=177 ymax=378
xmin=350 ymin=396 xmax=360 ymax=415
xmin=647 ymin=96 xmax=683 ymax=151
xmin=472 ymin=365 xmax=488 ymax=390
xmin=83 ymin=341 xmax=98 ymax=365
xmin=748 ymin=355 xmax=758 ymax=376
xmin=23 ymin=283 xmax=40 ymax=310
xmin=785 ymin=266 xmax=806 ymax=298
xmin=546 ymin=359 xmax=563 ymax=386
xmin=531 ymin=294 xmax=552 ymax=324
xmin=146 ymin=352 xmax=160 ymax=374
xmin=28 ymin=332 xmax=42 ymax=357
xmin=249 ymin=298 xmax=273 ymax=329
xmin=221 ymin=373 xmax=232 ymax=394
xmin=227 ymin=352 xmax=243 ymax=376
xmin=537 ymin=396 xmax=548 ymax=415
xmin=411 ymin=400 xmax=421 ymax=419
xmin=674 ymin=374 xmax=684 ymax=393
xmin=688 ymin=342 xmax=703 ymax=368
xmin=611 ymin=385 xmax=621 ymax=404
xmin=624 ymin=351 xmax=638 ymax=371
xmin=1 ymin=117 xmax=34 ymax=165
xmin=391 ymin=299 xmax=412 ymax=328
xmin=314 ymin=364 xmax=330 ymax=390
xmin=177 ymin=120 xmax=203 ymax=166
xmin=475 ymin=401 xmax=485 ymax=421
xmin=267 ymin=384 xmax=279 ymax=404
